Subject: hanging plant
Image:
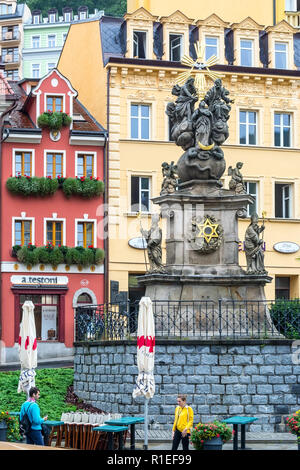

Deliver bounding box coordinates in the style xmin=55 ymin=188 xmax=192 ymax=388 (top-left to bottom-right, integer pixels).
xmin=62 ymin=177 xmax=104 ymax=199
xmin=37 ymin=111 xmax=72 ymax=131
xmin=6 ymin=176 xmax=59 ymax=197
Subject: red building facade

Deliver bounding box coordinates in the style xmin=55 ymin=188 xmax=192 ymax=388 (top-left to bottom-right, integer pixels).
xmin=0 ymin=69 xmax=106 ymax=362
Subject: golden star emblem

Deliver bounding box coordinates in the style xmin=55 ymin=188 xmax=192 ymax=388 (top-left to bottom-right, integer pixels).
xmin=177 ymin=41 xmax=222 ymax=98
xmin=196 ymin=217 xmax=219 ymax=244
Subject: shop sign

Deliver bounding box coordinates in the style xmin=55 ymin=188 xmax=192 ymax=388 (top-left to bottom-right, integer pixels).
xmin=11 ymin=275 xmax=68 ymax=285
xmin=273 ymin=242 xmax=300 ymax=254
xmin=128 ymin=237 xmax=147 ymax=250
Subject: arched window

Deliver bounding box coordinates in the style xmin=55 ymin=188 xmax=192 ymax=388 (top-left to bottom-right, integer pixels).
xmin=77 ymin=293 xmax=93 ymax=304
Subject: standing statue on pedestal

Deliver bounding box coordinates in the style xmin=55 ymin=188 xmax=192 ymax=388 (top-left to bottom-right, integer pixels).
xmin=141 ymin=214 xmax=166 ymax=273
xmin=244 ymin=213 xmax=267 ymax=275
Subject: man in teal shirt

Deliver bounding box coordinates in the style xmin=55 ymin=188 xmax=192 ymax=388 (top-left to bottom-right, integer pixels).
xmin=20 ymin=387 xmax=48 ymax=446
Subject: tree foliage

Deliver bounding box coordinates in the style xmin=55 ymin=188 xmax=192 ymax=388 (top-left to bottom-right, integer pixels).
xmin=17 ymin=0 xmax=126 ymax=17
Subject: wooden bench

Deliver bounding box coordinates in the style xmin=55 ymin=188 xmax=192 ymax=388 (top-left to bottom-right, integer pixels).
xmin=222 ymin=416 xmax=258 ymax=450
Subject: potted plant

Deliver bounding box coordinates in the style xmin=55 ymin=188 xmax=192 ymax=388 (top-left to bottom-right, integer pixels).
xmin=0 ymin=411 xmax=20 ymax=442
xmin=190 ymin=421 xmax=233 ymax=450
xmin=286 ymin=410 xmax=300 ymax=450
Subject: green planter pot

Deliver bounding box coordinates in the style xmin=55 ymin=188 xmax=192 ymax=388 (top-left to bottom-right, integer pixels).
xmin=203 ymin=436 xmax=223 ymax=450
xmin=0 ymin=421 xmax=8 ymax=441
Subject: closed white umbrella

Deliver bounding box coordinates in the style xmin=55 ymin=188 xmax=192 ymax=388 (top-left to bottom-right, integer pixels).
xmin=17 ymin=301 xmax=37 ymax=395
xmin=132 ymin=297 xmax=155 ymax=450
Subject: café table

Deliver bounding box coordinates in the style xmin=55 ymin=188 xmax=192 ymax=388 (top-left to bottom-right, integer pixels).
xmin=104 ymin=416 xmax=144 ymax=450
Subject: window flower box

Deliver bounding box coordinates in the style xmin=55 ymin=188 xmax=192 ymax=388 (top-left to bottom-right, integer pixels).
xmin=37 ymin=111 xmax=72 ymax=132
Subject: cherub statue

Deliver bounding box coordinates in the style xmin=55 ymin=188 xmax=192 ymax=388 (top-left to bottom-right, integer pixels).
xmin=160 ymin=161 xmax=178 ymax=195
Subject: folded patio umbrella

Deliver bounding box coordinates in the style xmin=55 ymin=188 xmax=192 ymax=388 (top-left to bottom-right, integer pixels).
xmin=132 ymin=297 xmax=155 ymax=449
xmin=17 ymin=301 xmax=37 ymax=395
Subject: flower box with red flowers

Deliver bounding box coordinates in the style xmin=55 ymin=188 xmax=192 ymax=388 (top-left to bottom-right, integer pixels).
xmin=190 ymin=421 xmax=233 ymax=450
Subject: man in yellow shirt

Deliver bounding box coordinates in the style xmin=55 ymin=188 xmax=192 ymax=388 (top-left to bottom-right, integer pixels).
xmin=172 ymin=394 xmax=194 ymax=450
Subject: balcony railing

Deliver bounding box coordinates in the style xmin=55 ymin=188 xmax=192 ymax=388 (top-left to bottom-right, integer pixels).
xmin=74 ymin=299 xmax=300 ymax=341
xmin=285 ymin=11 xmax=300 ymax=27
xmin=0 ymin=31 xmax=20 ymax=42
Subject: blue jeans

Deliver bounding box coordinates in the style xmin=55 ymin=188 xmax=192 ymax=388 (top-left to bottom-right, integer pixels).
xmin=26 ymin=429 xmax=44 ymax=446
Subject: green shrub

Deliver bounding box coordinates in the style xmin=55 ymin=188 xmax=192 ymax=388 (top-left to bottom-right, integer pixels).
xmin=62 ymin=177 xmax=104 ymax=199
xmin=37 ymin=112 xmax=72 ymax=131
xmin=269 ymin=299 xmax=300 ymax=339
xmin=49 ymin=247 xmax=65 ymax=267
xmin=35 ymin=246 xmax=50 ymax=264
xmin=95 ymin=248 xmax=105 ymax=265
xmin=16 ymin=246 xmax=39 ymax=265
xmin=6 ymin=176 xmax=58 ymax=197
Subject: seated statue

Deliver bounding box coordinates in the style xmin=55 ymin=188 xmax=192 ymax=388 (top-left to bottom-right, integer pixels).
xmin=228 ymin=162 xmax=246 ymax=194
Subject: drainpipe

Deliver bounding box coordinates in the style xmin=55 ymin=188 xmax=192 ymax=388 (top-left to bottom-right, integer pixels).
xmin=104 ymin=67 xmax=110 ymax=304
xmin=273 ymin=0 xmax=276 ymax=25
xmin=0 ymin=97 xmax=19 ymax=340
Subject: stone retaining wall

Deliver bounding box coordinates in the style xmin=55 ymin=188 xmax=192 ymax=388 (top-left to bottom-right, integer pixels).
xmin=73 ymin=339 xmax=300 ymax=432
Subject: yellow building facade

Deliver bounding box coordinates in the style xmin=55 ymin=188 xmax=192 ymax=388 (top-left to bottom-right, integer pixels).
xmin=58 ymin=4 xmax=300 ymax=302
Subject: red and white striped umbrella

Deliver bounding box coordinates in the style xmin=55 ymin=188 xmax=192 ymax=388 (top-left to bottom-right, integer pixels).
xmin=17 ymin=301 xmax=37 ymax=394
xmin=132 ymin=297 xmax=155 ymax=400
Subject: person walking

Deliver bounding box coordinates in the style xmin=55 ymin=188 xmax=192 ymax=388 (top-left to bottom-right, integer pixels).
xmin=172 ymin=394 xmax=194 ymax=450
xmin=20 ymin=386 xmax=48 ymax=446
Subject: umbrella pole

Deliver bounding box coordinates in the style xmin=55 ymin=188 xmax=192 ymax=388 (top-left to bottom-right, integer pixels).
xmin=143 ymin=397 xmax=149 ymax=450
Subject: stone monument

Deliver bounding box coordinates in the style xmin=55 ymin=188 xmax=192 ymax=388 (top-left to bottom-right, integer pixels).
xmin=139 ymin=76 xmax=272 ymax=306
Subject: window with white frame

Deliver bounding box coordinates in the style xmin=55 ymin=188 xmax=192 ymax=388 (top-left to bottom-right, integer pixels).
xmin=46 ymin=220 xmax=63 ymax=246
xmin=130 ymin=104 xmax=150 ymax=140
xmin=48 ymin=34 xmax=56 ymax=48
xmin=239 ymin=110 xmax=257 ymax=145
xmin=275 ymin=183 xmax=292 ymax=218
xmin=0 ymin=3 xmax=13 ymax=14
xmin=32 ymin=35 xmax=40 ymax=48
xmin=274 ymin=112 xmax=291 ymax=147
xmin=47 ymin=63 xmax=55 ymax=72
xmin=131 ymin=176 xmax=151 ymax=213
xmin=49 ymin=13 xmax=56 ymax=23
xmin=76 ymin=221 xmax=94 ymax=248
xmin=15 ymin=151 xmax=32 ymax=176
xmin=169 ymin=34 xmax=183 ymax=61
xmin=133 ymin=31 xmax=147 ymax=59
xmin=32 ymin=63 xmax=40 ymax=78
xmin=205 ymin=36 xmax=219 ymax=61
xmin=33 ymin=14 xmax=40 ymax=24
xmin=275 ymin=42 xmax=288 ymax=69
xmin=245 ymin=181 xmax=258 ymax=217
xmin=240 ymin=39 xmax=254 ymax=66
xmin=77 ymin=153 xmax=95 ymax=178
xmin=14 ymin=219 xmax=32 ymax=246
xmin=79 ymin=11 xmax=87 ymax=20
xmin=46 ymin=152 xmax=64 ymax=178
xmin=285 ymin=0 xmax=297 ymax=11
xmin=64 ymin=12 xmax=71 ymax=22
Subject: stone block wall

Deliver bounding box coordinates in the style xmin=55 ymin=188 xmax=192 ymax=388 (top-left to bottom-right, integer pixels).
xmin=73 ymin=339 xmax=300 ymax=432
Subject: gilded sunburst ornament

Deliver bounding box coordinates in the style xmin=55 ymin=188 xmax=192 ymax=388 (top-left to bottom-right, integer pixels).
xmin=177 ymin=41 xmax=222 ymax=97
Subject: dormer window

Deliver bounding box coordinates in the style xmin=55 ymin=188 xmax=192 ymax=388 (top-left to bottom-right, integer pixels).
xmin=275 ymin=41 xmax=288 ymax=68
xmin=169 ymin=34 xmax=183 ymax=61
xmin=205 ymin=36 xmax=219 ymax=60
xmin=64 ymin=11 xmax=72 ymax=22
xmin=47 ymin=96 xmax=63 ymax=113
xmin=0 ymin=3 xmax=13 ymax=15
xmin=78 ymin=6 xmax=88 ymax=20
xmin=133 ymin=31 xmax=147 ymax=58
xmin=240 ymin=39 xmax=254 ymax=66
xmin=49 ymin=13 xmax=56 ymax=23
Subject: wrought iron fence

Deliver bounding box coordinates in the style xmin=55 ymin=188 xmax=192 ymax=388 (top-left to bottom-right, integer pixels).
xmin=74 ymin=299 xmax=300 ymax=341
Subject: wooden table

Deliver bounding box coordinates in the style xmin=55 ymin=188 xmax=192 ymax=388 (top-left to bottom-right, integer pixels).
xmin=93 ymin=425 xmax=128 ymax=450
xmin=105 ymin=416 xmax=144 ymax=450
xmin=222 ymin=416 xmax=258 ymax=450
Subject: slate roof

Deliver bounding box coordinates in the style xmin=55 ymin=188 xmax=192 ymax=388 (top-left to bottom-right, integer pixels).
xmin=99 ymin=14 xmax=300 ymax=71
